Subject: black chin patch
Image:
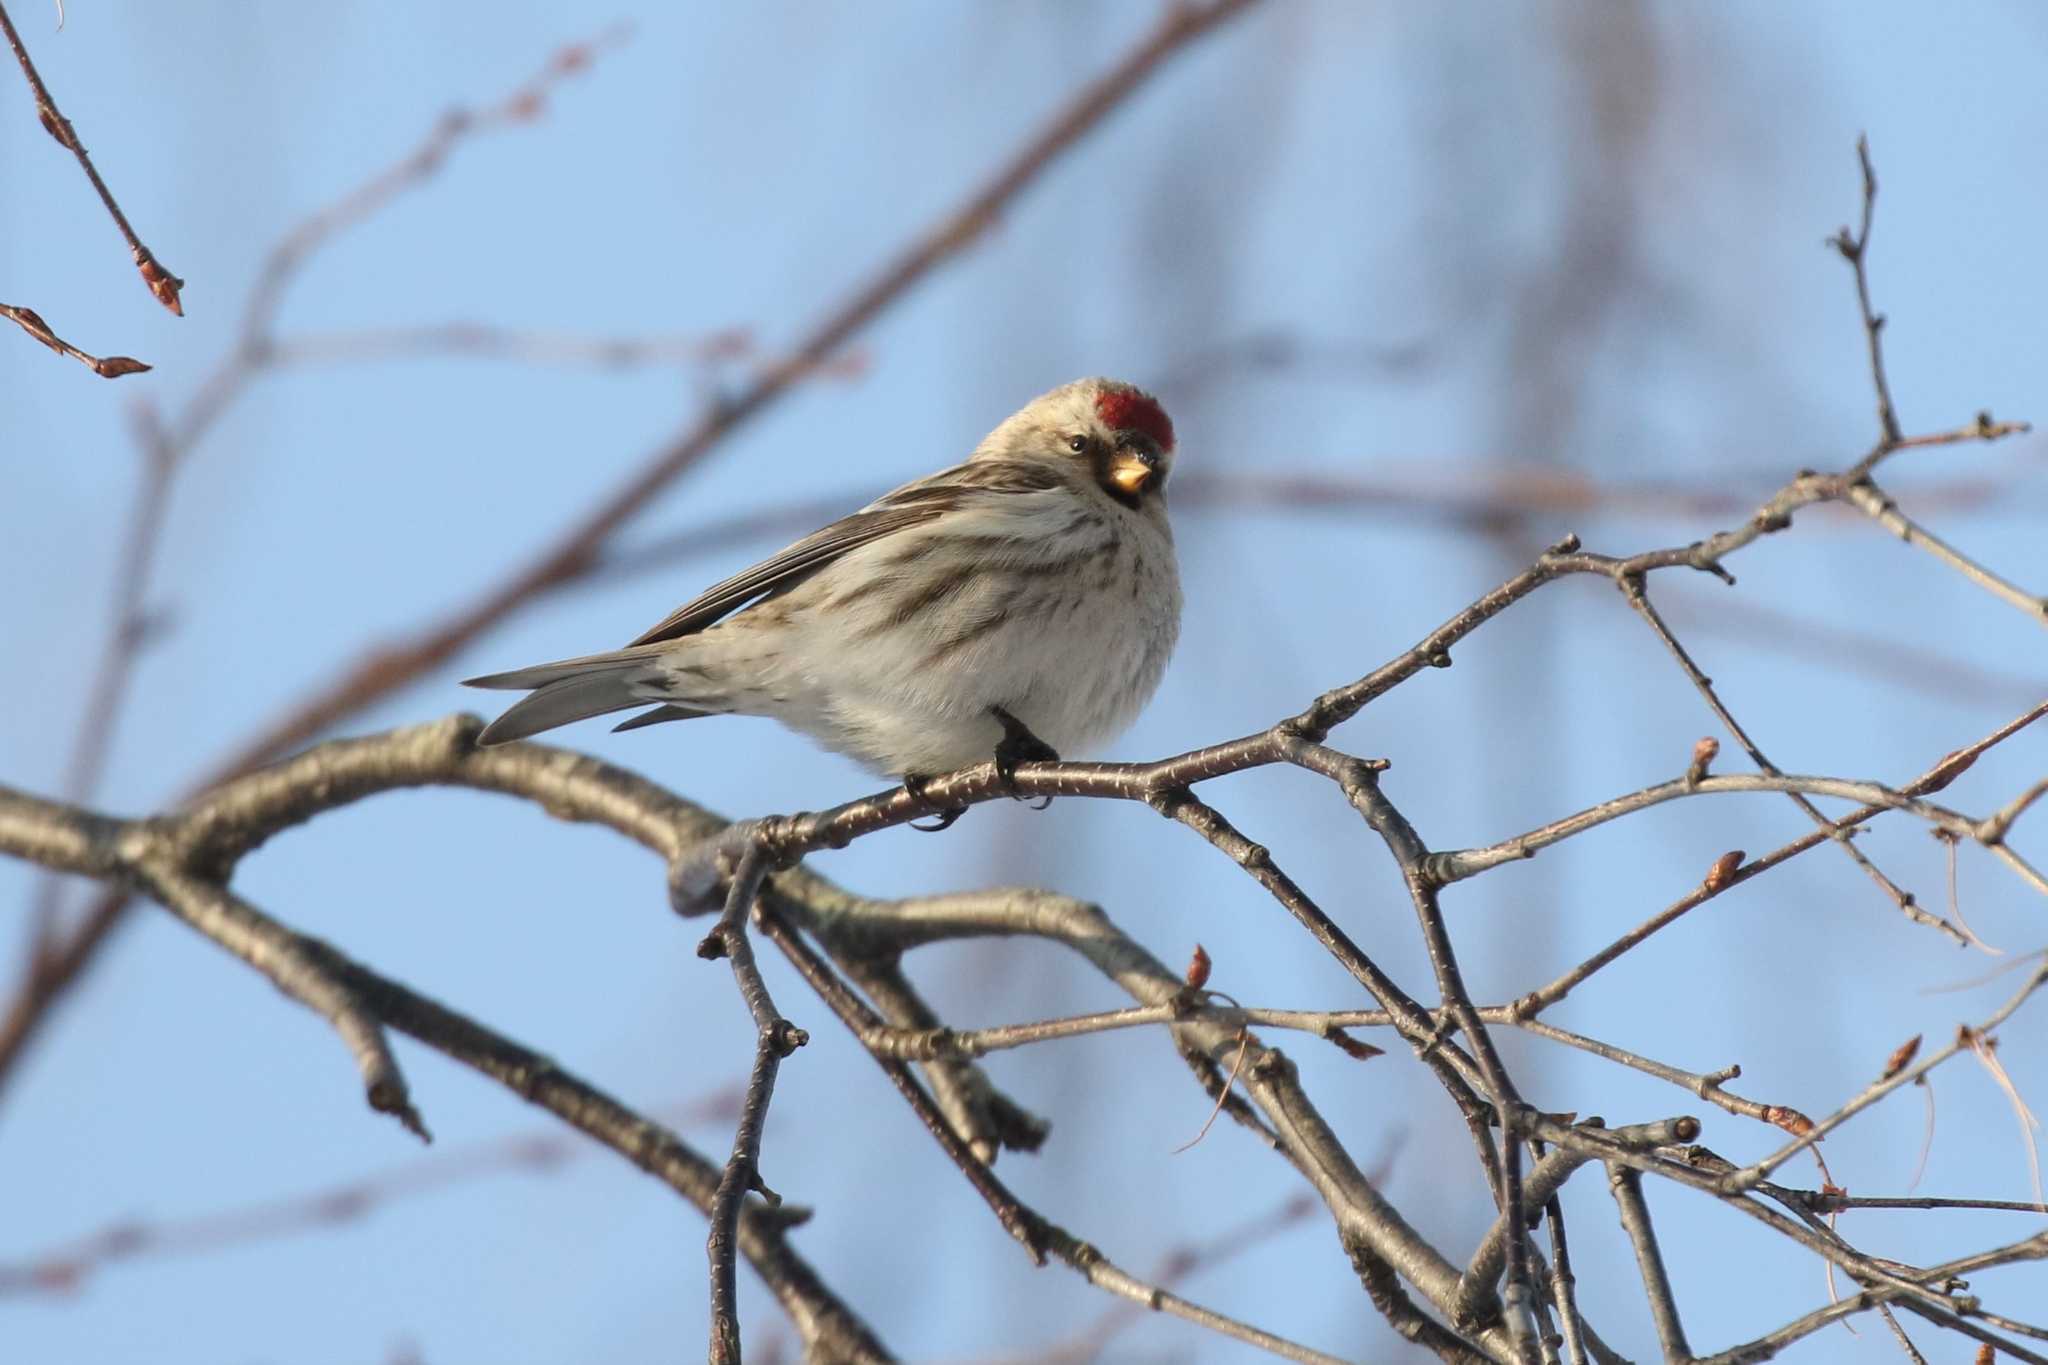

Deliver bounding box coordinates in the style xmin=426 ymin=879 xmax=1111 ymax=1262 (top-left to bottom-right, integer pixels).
xmin=1098 ymin=476 xmax=1142 ymax=510
xmin=1092 ymin=440 xmax=1150 ymax=509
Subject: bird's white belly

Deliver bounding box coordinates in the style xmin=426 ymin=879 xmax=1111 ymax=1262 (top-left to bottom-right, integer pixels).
xmin=771 ymin=532 xmax=1179 ymax=775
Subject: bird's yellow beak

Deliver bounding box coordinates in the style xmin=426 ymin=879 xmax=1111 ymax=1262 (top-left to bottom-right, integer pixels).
xmin=1108 ymin=450 xmax=1157 ymax=496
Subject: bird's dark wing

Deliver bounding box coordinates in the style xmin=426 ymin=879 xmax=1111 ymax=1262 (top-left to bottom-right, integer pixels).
xmin=624 ymin=459 xmax=1064 ymax=648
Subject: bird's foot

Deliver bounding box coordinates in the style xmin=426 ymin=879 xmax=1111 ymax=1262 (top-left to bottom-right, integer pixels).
xmin=903 ymin=772 xmax=968 ymax=832
xmin=991 ymin=706 xmax=1058 ymax=809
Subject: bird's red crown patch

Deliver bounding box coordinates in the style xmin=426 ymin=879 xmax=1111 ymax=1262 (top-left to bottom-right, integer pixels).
xmin=1095 ymin=388 xmax=1174 ymax=452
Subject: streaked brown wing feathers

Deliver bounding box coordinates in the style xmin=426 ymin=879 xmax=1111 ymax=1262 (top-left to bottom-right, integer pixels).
xmin=624 ymin=459 xmax=1059 ymax=647
xmin=626 ymin=503 xmax=939 ymax=645
xmin=622 ymin=462 xmax=1064 ymax=650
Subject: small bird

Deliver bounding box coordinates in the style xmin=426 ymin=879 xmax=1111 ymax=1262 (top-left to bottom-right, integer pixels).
xmin=467 ymin=378 xmax=1182 ymax=813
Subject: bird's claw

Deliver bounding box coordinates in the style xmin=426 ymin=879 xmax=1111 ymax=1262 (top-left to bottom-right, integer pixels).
xmin=903 ymin=772 xmax=967 ymax=832
xmin=991 ymin=706 xmax=1059 ymax=806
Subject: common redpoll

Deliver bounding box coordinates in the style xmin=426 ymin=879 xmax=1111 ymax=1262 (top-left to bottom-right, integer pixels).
xmin=467 ymin=378 xmax=1182 ymax=798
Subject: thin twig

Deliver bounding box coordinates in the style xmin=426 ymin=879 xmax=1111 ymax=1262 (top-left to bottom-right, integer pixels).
xmin=1693 ymin=1228 xmax=2048 ymax=1364
xmin=1511 ymin=698 xmax=2048 ymax=1015
xmin=1028 ymin=1192 xmax=1320 ymax=1364
xmin=1962 ymin=1024 xmax=2045 ymax=1210
xmin=22 ymin=404 xmax=180 ymax=972
xmin=260 ymin=322 xmax=866 ymax=380
xmin=0 ymin=1084 xmax=743 ymax=1296
xmin=772 ymin=881 xmax=1488 ymax=1338
xmin=1834 ymin=135 xmax=1901 ymax=462
xmin=1453 ymin=1119 xmax=1699 ymax=1324
xmin=232 ymin=28 xmax=633 ymax=349
xmin=1874 ymin=1304 xmax=1929 ymax=1365
xmin=1813 ymin=1193 xmax=2048 ymax=1215
xmin=1320 ymin=751 xmax=1539 ymax=1360
xmin=0 ymin=0 xmax=183 ymax=312
xmin=1545 ymin=1189 xmax=1590 ymax=1365
xmin=1433 ymin=771 xmax=2046 ymax=895
xmin=0 ymin=301 xmax=149 ymax=375
xmin=1607 ymin=1164 xmax=1692 ymax=1363
xmin=752 ymin=898 xmax=1055 ymax=1260
xmin=1613 ymin=574 xmax=1946 ymax=933
xmin=751 ymin=899 xmax=1346 ymax=1363
xmin=697 ymin=840 xmax=808 ymax=1365
xmin=1842 ymin=479 xmax=2048 ymax=624
xmin=1722 ymin=960 xmax=2048 ymax=1192
xmin=1144 ymin=786 xmax=1510 ymax=1214
xmin=135 ymin=863 xmax=430 ymax=1141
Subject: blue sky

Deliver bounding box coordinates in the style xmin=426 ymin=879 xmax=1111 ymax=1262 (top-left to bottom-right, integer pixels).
xmin=4 ymin=3 xmax=2046 ymax=1360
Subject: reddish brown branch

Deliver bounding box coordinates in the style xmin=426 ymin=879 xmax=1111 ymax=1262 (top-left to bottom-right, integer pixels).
xmin=20 ymin=405 xmax=178 ymax=972
xmin=0 ymin=0 xmax=183 ymax=313
xmin=0 ymin=1085 xmax=743 ymax=1296
xmin=165 ymin=27 xmax=635 ymax=458
xmin=233 ymin=27 xmax=634 ymax=349
xmin=0 ymin=302 xmax=148 ymax=376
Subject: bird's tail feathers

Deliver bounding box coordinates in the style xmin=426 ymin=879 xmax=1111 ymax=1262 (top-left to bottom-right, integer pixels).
xmin=467 ymin=648 xmax=661 ymax=745
xmin=611 ymin=703 xmax=709 ymax=733
xmin=465 ymin=646 xmax=657 ymax=693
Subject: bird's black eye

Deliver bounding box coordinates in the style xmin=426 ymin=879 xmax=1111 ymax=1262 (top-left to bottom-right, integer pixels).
xmin=1067 ymin=435 xmax=1088 ymax=454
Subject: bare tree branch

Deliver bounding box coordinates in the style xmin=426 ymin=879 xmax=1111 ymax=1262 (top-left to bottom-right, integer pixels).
xmin=1835 ymin=134 xmax=1902 ymax=461
xmin=0 ymin=0 xmax=183 ymax=313
xmin=1607 ymin=1163 xmax=1692 ymax=1363
xmin=0 ymin=301 xmax=149 ymax=375
xmin=697 ymin=841 xmax=808 ymax=1365
xmin=1842 ymin=478 xmax=2048 ymax=623
xmin=1511 ymin=697 xmax=2048 ymax=1018
xmin=20 ymin=408 xmax=178 ymax=975
xmin=0 ymin=1084 xmax=744 ymax=1296
xmin=4 ymin=688 xmax=2045 ymax=1357
xmin=0 ymin=750 xmax=891 ymax=1361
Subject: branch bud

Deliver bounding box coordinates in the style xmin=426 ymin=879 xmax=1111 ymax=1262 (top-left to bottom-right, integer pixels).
xmin=138 ymin=254 xmax=185 ymax=316
xmin=1703 ymin=850 xmax=1744 ymax=893
xmin=1686 ymin=736 xmax=1720 ymax=786
xmin=1327 ymin=1030 xmax=1383 ymax=1062
xmin=1762 ymin=1105 xmax=1815 ymax=1137
xmin=1880 ymin=1035 xmax=1921 ymax=1081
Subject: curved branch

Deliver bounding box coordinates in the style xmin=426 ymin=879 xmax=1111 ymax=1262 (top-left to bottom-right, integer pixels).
xmin=0 ymin=768 xmax=890 ymax=1360
xmin=1435 ymin=770 xmax=2044 ymax=891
